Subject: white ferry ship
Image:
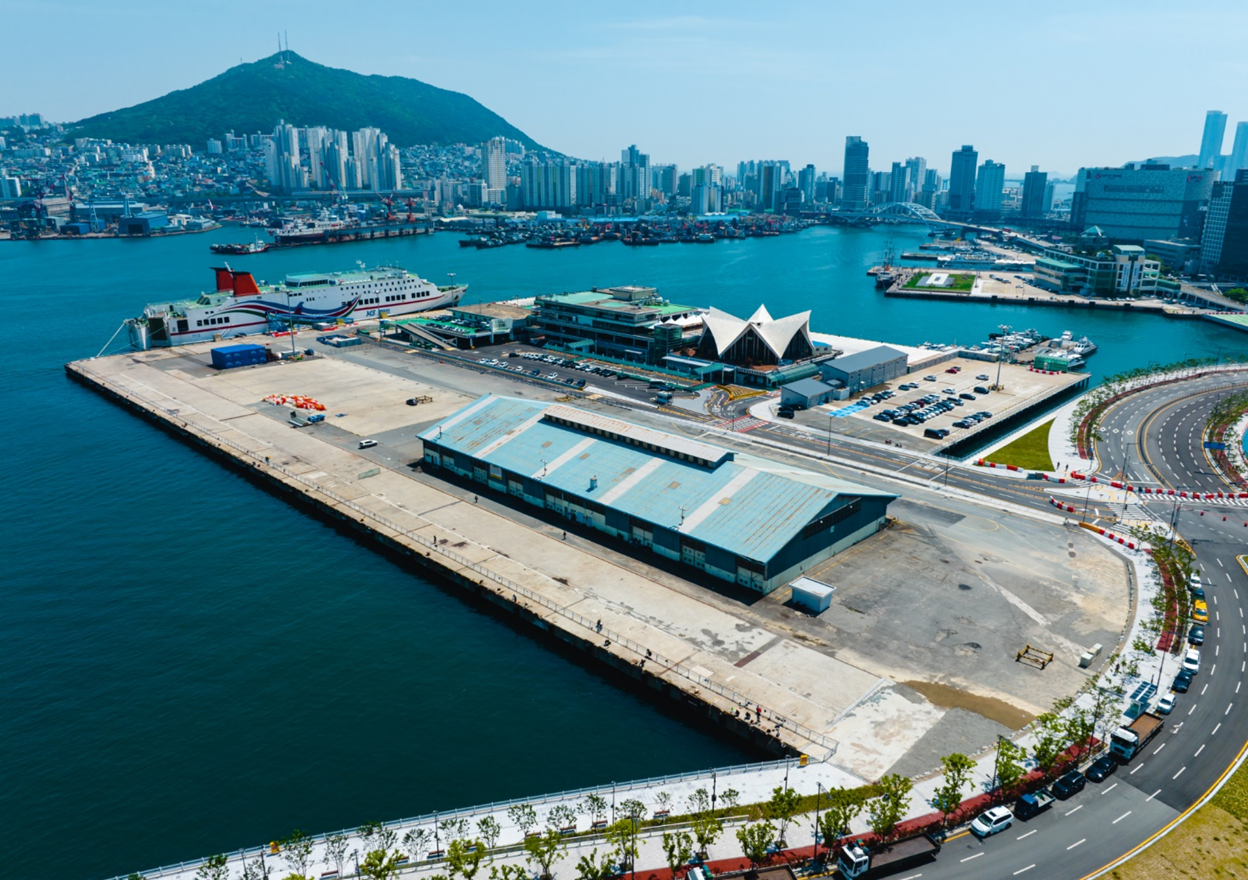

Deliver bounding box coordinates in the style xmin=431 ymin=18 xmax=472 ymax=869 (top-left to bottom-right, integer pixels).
xmin=127 ymin=264 xmax=466 ymax=349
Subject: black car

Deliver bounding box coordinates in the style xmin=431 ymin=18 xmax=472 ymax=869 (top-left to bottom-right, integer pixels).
xmin=1051 ymin=770 xmax=1087 ymax=799
xmin=1190 ymin=586 xmax=1206 ymax=601
xmin=1188 ymin=625 xmax=1206 ymax=646
xmin=873 ymin=412 xmax=892 ymax=422
xmin=1085 ymin=755 xmax=1118 ymax=782
xmin=1173 ymin=669 xmax=1194 ymax=692
xmin=777 ymin=409 xmax=794 ymax=419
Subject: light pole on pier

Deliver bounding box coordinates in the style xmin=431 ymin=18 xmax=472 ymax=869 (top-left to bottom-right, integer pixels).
xmin=994 ymin=324 xmax=1011 ymax=391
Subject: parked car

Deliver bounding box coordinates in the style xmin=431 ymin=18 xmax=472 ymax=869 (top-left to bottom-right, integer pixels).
xmin=358 ymin=439 xmax=378 ymax=449
xmin=1193 ymin=600 xmax=1209 ymax=624
xmin=1188 ymin=625 xmax=1206 ymax=646
xmin=1190 ymin=585 xmax=1206 ymax=601
xmin=960 ymin=392 xmax=977 ymax=401
xmin=1051 ymin=770 xmax=1087 ymax=799
xmin=1173 ymin=669 xmax=1194 ymax=692
xmin=970 ymin=806 xmax=1014 ymax=837
xmin=977 ymin=374 xmax=990 ymax=380
xmin=1085 ymin=755 xmax=1118 ymax=782
xmin=1183 ymin=648 xmax=1201 ymax=674
xmin=924 ymin=375 xmax=938 ymax=382
xmin=1157 ymin=692 xmax=1177 ymax=715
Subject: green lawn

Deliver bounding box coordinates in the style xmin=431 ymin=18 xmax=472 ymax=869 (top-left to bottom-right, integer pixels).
xmin=904 ymin=273 xmax=976 ymax=291
xmin=988 ymin=420 xmax=1054 ymax=471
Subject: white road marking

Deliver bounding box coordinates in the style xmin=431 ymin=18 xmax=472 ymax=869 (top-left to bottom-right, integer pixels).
xmin=961 ymin=853 xmax=984 ymax=862
xmin=1197 ymin=744 xmax=1206 ymax=757
xmin=1203 ymin=684 xmax=1209 ymax=695
xmin=1229 ymin=703 xmax=1235 ymax=715
xmin=1065 ymin=804 xmax=1084 ymax=816
xmin=1114 ymin=811 xmax=1132 ymax=824
xmin=1213 ymin=664 xmax=1217 ymax=676
xmin=1220 ymin=558 xmax=1225 ymax=567
xmin=1217 ymin=644 xmax=1220 ymax=656
xmin=1154 ymin=742 xmax=1167 ymax=755
xmin=1017 ymin=830 xmax=1038 ymax=840
xmin=1214 ymin=722 xmax=1222 ymax=735
xmin=1131 ymin=763 xmax=1144 ymax=774
xmin=1014 ymin=866 xmax=1035 ymax=876
xmin=897 ymin=875 xmax=922 ymax=880
xmin=1174 ymin=766 xmax=1186 ymax=779
xmin=1102 ymin=783 xmax=1118 ymax=795
xmin=1068 ymin=839 xmax=1086 ymax=850
xmin=1148 ymin=789 xmax=1161 ymax=801
xmin=1189 ymin=705 xmax=1198 ymax=716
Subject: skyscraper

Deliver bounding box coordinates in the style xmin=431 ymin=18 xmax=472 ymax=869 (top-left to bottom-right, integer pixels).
xmin=620 ymin=144 xmax=651 ymax=209
xmin=798 ymin=164 xmax=816 ymax=205
xmin=840 ymin=136 xmax=870 ymax=210
xmin=888 ymin=162 xmax=909 ymax=203
xmin=975 ymin=160 xmax=1005 ymax=216
xmin=947 ymin=145 xmax=978 ymax=217
xmin=758 ymin=163 xmax=783 ymax=212
xmin=1201 ymin=170 xmax=1248 ymax=277
xmin=1229 ymin=122 xmax=1248 ymax=179
xmin=481 ymin=137 xmax=508 ymax=191
xmin=903 ymin=157 xmax=926 ymax=202
xmin=1021 ymin=166 xmax=1049 ymax=218
xmin=1199 ymin=111 xmax=1229 ymax=170
xmin=265 ymin=120 xmax=304 ymax=193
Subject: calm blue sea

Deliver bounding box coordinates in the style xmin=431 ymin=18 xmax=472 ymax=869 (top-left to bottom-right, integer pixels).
xmin=1 ymin=225 xmax=1243 ymax=880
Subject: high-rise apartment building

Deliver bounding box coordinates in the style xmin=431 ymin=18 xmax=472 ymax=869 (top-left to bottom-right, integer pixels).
xmin=620 ymin=145 xmax=651 ymax=209
xmin=840 ymin=136 xmax=870 ymax=210
xmin=1200 ymin=111 xmax=1229 ymax=170
xmin=521 ymin=160 xmax=577 ymax=210
xmin=758 ymin=163 xmax=784 ymax=213
xmin=975 ymin=160 xmax=1005 ymax=217
xmin=1020 ymin=166 xmax=1049 ymax=218
xmin=947 ymin=145 xmax=978 ymax=217
xmin=480 ymin=136 xmax=508 ymax=193
xmin=264 ymin=121 xmax=305 ymax=193
xmin=798 ymin=164 xmax=816 ymax=205
xmin=903 ymin=157 xmax=926 ymax=202
xmin=1228 ymin=123 xmax=1248 ymax=180
xmin=1072 ymin=164 xmax=1218 ymax=241
xmin=888 ymin=162 xmax=909 ymax=203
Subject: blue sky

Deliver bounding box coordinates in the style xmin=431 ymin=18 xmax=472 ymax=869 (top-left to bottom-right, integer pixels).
xmin=4 ymin=0 xmax=1247 ymax=178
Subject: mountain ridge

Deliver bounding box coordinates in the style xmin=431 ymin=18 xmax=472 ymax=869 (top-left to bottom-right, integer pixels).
xmin=73 ymin=52 xmax=546 ymax=151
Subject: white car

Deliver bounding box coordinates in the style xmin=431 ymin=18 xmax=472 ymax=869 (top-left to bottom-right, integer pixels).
xmin=970 ymin=806 xmax=1014 ymax=837
xmin=1189 ymin=573 xmax=1202 ymax=589
xmin=1183 ymin=648 xmax=1201 ymax=674
xmin=1157 ymin=692 xmax=1176 ymax=715
xmin=358 ymin=439 xmax=378 ymax=449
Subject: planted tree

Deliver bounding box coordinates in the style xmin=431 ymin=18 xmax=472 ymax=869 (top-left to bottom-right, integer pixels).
xmin=476 ymin=817 xmax=501 ymax=851
xmin=440 ymin=818 xmax=470 ymax=847
xmin=523 ymin=828 xmax=566 ymax=879
xmin=282 ymin=831 xmax=315 ymax=880
xmin=931 ymin=753 xmax=975 ymax=827
xmin=403 ymin=829 xmax=432 ymax=861
xmin=508 ymin=804 xmax=539 ymax=838
xmin=446 ymin=839 xmax=486 ymax=880
xmin=735 ymin=821 xmax=776 ymax=867
xmin=720 ymin=788 xmax=741 ymax=813
xmin=325 ymin=834 xmax=351 ymax=877
xmin=654 ymin=791 xmax=672 ymax=819
xmin=661 ymin=830 xmax=695 ymax=877
xmin=604 ymin=817 xmax=640 ymax=869
xmin=574 ymin=849 xmax=614 ymax=880
xmin=549 ymin=804 xmax=579 ymax=832
xmin=197 ymin=854 xmax=230 ymax=880
xmin=241 ymin=858 xmax=267 ymax=880
xmin=580 ymin=794 xmax=608 ymax=827
xmin=818 ymin=788 xmax=865 ymax=856
xmin=1066 ymin=706 xmax=1097 ymax=763
xmin=690 ymin=810 xmax=723 ymax=857
xmin=865 ymin=775 xmax=912 ymax=840
xmin=359 ymin=822 xmax=399 ymax=855
xmin=993 ymin=739 xmax=1028 ymax=798
xmin=765 ymin=786 xmax=800 ymax=846
xmin=1029 ymin=713 xmax=1070 ymax=780
xmin=490 ymin=866 xmax=529 ymax=880
xmin=358 ymin=849 xmax=405 ymax=880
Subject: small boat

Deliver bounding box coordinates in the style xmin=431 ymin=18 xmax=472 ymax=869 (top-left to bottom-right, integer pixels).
xmin=210 ymin=239 xmax=270 ymax=255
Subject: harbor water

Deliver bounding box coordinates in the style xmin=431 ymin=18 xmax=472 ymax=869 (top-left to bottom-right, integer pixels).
xmin=2 ymin=225 xmax=1244 ymax=880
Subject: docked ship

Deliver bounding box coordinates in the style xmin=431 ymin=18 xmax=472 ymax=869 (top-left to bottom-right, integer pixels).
xmin=209 ymin=238 xmax=270 ymax=256
xmin=127 ymin=264 xmax=466 ymax=349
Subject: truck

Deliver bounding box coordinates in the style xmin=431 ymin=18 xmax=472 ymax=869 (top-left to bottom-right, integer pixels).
xmin=836 ymin=832 xmax=941 ymax=879
xmin=1014 ymin=789 xmax=1055 ymax=820
xmin=1110 ymin=711 xmax=1164 ymax=761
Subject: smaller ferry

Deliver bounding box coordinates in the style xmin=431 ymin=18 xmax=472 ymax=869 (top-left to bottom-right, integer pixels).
xmin=210 ymin=239 xmax=270 ymax=256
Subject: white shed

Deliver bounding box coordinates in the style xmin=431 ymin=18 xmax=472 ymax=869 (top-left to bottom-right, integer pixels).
xmin=789 ymin=576 xmax=836 ymax=613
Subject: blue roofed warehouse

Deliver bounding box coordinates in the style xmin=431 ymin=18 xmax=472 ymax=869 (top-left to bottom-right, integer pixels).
xmin=419 ymin=396 xmax=896 ymax=593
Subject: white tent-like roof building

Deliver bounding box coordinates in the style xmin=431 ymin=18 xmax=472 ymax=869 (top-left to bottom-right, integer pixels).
xmin=696 ymin=305 xmax=815 ymax=365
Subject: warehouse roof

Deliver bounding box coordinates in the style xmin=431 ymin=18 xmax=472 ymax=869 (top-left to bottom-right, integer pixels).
xmin=822 ymin=345 xmax=906 ymax=373
xmin=783 ymin=377 xmax=837 ymax=397
xmin=421 ymin=396 xmax=894 ymax=563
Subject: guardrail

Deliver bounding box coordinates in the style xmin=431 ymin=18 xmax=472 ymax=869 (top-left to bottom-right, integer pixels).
xmin=79 ymin=366 xmax=838 ymax=758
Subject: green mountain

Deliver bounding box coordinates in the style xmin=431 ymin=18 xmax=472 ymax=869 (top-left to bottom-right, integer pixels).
xmin=73 ymin=51 xmax=545 ymax=150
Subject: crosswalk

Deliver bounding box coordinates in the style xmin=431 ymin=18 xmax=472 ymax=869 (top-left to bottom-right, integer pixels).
xmin=710 ymin=415 xmax=767 ymax=432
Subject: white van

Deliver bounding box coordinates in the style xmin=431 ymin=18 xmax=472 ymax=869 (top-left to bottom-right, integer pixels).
xmin=1183 ymin=649 xmax=1201 ymax=674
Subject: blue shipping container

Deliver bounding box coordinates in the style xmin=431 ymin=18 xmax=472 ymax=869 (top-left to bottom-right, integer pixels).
xmin=211 ymin=344 xmax=267 ymax=370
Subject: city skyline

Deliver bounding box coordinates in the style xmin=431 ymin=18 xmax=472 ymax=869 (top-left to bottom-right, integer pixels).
xmin=5 ymin=1 xmax=1248 ymax=176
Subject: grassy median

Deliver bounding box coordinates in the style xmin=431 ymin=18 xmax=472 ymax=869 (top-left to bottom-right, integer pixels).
xmin=1109 ymin=757 xmax=1248 ymax=878
xmin=986 ymin=420 xmax=1054 ymax=471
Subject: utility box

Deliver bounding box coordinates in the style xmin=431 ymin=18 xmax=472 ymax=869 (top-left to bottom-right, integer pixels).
xmin=789 ymin=577 xmax=835 ymax=613
xmin=211 ymin=343 xmax=267 ymax=370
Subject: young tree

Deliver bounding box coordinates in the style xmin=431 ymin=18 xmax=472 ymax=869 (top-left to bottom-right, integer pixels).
xmin=735 ymin=821 xmax=777 ymax=867
xmin=476 ymin=817 xmax=502 ymax=851
xmin=661 ymin=830 xmax=695 ymax=877
xmin=685 ymin=788 xmax=711 ymax=818
xmin=241 ymin=858 xmax=267 ymax=880
xmin=403 ymin=829 xmax=432 ymax=861
xmin=604 ymin=818 xmax=640 ymax=869
xmin=197 ymin=854 xmax=230 ymax=880
xmin=358 ymin=849 xmax=404 ymax=880
xmin=489 ymin=866 xmax=529 ymax=880
xmin=580 ymin=794 xmax=608 ymax=827
xmin=325 ymin=834 xmax=351 ymax=877
xmin=931 ymin=753 xmax=975 ymax=827
xmin=523 ymin=828 xmax=566 ymax=879
xmin=508 ymin=804 xmax=539 ymax=838
xmin=282 ymin=831 xmax=315 ymax=880
xmin=720 ymin=788 xmax=741 ymax=813
xmin=574 ymin=849 xmax=614 ymax=880
xmin=445 ymin=839 xmax=486 ymax=880
xmin=993 ymin=739 xmax=1028 ymax=798
xmin=817 ymin=789 xmax=864 ymax=858
xmin=865 ymin=775 xmax=912 ymax=840
xmin=440 ymin=818 xmax=470 ymax=847
xmin=654 ymin=791 xmax=672 ymax=821
xmin=549 ymin=804 xmax=579 ymax=832
xmin=1066 ymin=706 xmax=1097 ymax=763
xmin=359 ymin=822 xmax=399 ymax=855
xmin=765 ymin=786 xmax=800 ymax=846
xmin=1030 ymin=712 xmax=1071 ymax=780
xmin=689 ymin=810 xmax=723 ymax=857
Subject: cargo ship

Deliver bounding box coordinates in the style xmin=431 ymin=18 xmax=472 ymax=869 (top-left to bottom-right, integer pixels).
xmin=127 ymin=264 xmax=466 ymax=349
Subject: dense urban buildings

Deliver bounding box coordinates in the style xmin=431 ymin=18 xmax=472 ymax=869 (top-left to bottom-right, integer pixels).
xmin=1201 ymin=170 xmax=1248 ymax=280
xmin=840 ymin=136 xmax=870 ymax=210
xmin=1070 ymin=164 xmax=1217 ymax=242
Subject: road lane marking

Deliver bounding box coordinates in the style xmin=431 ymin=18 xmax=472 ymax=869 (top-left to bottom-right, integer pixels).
xmin=1068 ymin=839 xmax=1086 ymax=850
xmin=961 ymin=853 xmax=984 ymax=862
xmin=1239 ymin=682 xmax=1242 ymax=694
xmin=1217 ymin=644 xmax=1220 ymax=656
xmin=1154 ymin=742 xmax=1167 ymax=755
xmin=1213 ymin=664 xmax=1218 ymax=676
xmin=1014 ymin=866 xmax=1035 ymax=875
xmin=1214 ymin=722 xmax=1222 ymax=735
xmin=1114 ymin=811 xmax=1133 ymax=823
xmin=1229 ymin=703 xmax=1236 ymax=715
xmin=1175 ymin=767 xmax=1186 ymax=779
xmin=1203 ymin=684 xmax=1210 ymax=695
xmin=1237 ymin=588 xmax=1240 ymax=600
xmin=1196 ymin=744 xmax=1206 ymax=756
xmin=1066 ymin=804 xmax=1084 ymax=815
xmin=1102 ymin=782 xmax=1119 ymax=795
xmin=1017 ymin=830 xmax=1038 ymax=840
xmin=1148 ymin=789 xmax=1161 ymax=801
xmin=897 ymin=875 xmax=922 ymax=880
xmin=1190 ymin=705 xmax=1198 ymax=715
xmin=1131 ymin=763 xmax=1145 ymax=774
xmin=1220 ymin=558 xmax=1225 ymax=567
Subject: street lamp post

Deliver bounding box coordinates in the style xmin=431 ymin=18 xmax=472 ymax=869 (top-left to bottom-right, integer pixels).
xmin=994 ymin=324 xmax=1011 ymax=390
xmin=813 ymin=782 xmax=824 ymax=863
xmin=827 ymin=413 xmax=833 ymax=457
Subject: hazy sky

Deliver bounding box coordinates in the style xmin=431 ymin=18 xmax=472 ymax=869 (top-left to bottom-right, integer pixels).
xmin=5 ymin=0 xmax=1248 ymax=178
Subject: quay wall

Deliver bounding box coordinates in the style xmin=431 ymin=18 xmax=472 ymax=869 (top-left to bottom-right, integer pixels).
xmin=64 ymin=359 xmax=810 ymax=761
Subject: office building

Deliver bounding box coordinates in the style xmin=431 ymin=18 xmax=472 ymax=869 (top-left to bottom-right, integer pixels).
xmin=1071 ymin=164 xmax=1218 ymax=242
xmin=948 ymin=145 xmax=978 ymax=217
xmin=798 ymin=164 xmax=816 ymax=205
xmin=533 ymin=285 xmax=698 ymax=363
xmin=904 ymin=157 xmax=927 ymax=202
xmin=888 ymin=162 xmax=909 ymax=203
xmin=1229 ymin=123 xmax=1248 ymax=180
xmin=758 ymin=163 xmax=784 ymax=212
xmin=975 ymin=160 xmax=1005 ymax=217
xmin=1143 ymin=239 xmax=1202 ymax=275
xmin=1201 ymin=170 xmax=1248 ymax=278
xmin=1020 ymin=166 xmax=1049 ymax=218
xmin=841 ymin=137 xmax=870 ymax=210
xmin=1033 ymin=244 xmax=1166 ymax=296
xmin=420 ymin=396 xmax=895 ymax=594
xmin=1200 ymin=110 xmax=1228 ymax=170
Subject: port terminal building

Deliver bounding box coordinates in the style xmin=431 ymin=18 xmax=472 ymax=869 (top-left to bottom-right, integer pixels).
xmin=420 ymin=395 xmax=896 ymax=593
